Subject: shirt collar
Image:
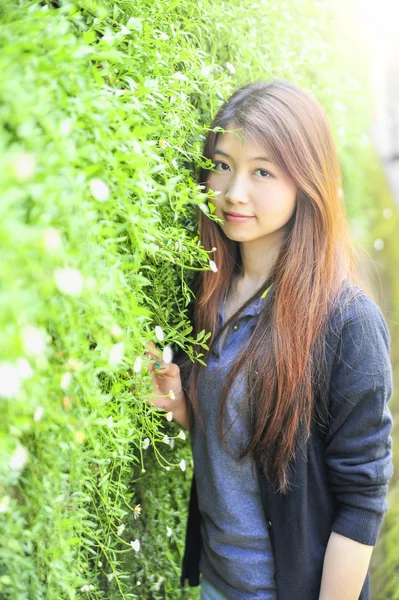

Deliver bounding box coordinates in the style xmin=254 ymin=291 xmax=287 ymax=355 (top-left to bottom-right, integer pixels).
xmin=218 ymin=283 xmax=274 ymax=320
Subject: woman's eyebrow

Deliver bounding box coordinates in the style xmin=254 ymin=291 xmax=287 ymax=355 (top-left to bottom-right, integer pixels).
xmin=214 ymin=148 xmax=272 ymax=162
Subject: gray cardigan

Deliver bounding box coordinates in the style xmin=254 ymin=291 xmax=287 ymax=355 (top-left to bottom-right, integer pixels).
xmin=180 ymin=283 xmax=394 ymax=599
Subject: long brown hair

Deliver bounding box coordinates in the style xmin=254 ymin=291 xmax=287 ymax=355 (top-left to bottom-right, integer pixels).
xmin=178 ymin=80 xmax=363 ymax=493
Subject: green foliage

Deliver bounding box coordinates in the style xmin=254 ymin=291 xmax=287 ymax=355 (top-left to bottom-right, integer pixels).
xmin=0 ymin=0 xmax=397 ymax=598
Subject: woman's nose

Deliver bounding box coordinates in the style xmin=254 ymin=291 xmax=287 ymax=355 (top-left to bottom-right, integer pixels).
xmin=225 ymin=175 xmax=249 ymax=204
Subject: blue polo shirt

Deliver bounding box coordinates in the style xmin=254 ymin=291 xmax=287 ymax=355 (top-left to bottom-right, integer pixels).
xmin=191 ymin=286 xmax=276 ymax=599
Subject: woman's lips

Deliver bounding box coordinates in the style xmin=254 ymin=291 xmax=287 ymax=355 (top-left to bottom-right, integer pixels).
xmin=223 ymin=212 xmax=254 ymax=223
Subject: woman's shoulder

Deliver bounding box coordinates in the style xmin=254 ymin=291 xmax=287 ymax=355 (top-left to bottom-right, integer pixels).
xmin=328 ymin=279 xmax=389 ymax=336
xmin=326 ymin=279 xmax=391 ymax=376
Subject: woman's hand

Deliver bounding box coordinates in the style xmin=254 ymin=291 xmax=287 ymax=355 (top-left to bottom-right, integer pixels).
xmin=139 ymin=340 xmax=189 ymax=430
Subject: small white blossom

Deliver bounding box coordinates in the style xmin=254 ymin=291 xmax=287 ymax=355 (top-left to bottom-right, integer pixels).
xmin=117 ymin=523 xmax=125 ymax=536
xmin=158 ymin=31 xmax=169 ymax=40
xmin=178 ymin=430 xmax=186 ymax=440
xmin=374 ymin=238 xmax=384 ymax=251
xmin=80 ymin=584 xmax=94 ymax=593
xmin=155 ymin=326 xmax=164 ymax=341
xmin=16 ymin=358 xmax=33 ymax=380
xmin=110 ymin=324 xmax=123 ymax=338
xmin=109 ymin=342 xmax=125 ymax=366
xmin=226 ymin=62 xmax=236 ymax=74
xmin=209 ymin=260 xmax=218 ymax=273
xmin=60 ymin=119 xmax=72 ymax=135
xmin=42 ymin=227 xmax=62 ymax=252
xmin=0 ymin=496 xmax=10 ymax=514
xmin=133 ymin=504 xmax=141 ymax=519
xmin=60 ymin=371 xmax=72 ymax=390
xmin=130 ymin=539 xmax=140 ymax=552
xmin=107 ymin=416 xmax=114 ymax=428
xmin=170 ymin=438 xmax=175 ymax=449
xmin=10 ymin=445 xmax=29 ymax=472
xmin=107 ymin=573 xmax=114 ymax=582
xmin=21 ymin=325 xmax=47 ymax=357
xmin=0 ymin=362 xmax=21 ymax=398
xmin=166 ymin=526 xmax=173 ymax=537
xmin=163 ymin=435 xmax=171 ymax=445
xmin=12 ymin=152 xmax=36 ymax=181
xmin=133 ymin=356 xmax=142 ymax=373
xmin=33 ymin=406 xmax=44 ymax=423
xmin=98 ymin=561 xmax=103 ymax=567
xmin=166 ymin=411 xmax=173 ymax=422
xmin=162 ymin=346 xmax=173 ymax=364
xmin=67 ymin=358 xmax=84 ymax=371
xmin=54 ymin=267 xmax=83 ymax=297
xmin=383 ymin=208 xmax=393 ymax=219
xmin=179 ymin=459 xmax=186 ymax=472
xmin=142 ymin=437 xmax=150 ymax=450
xmin=169 ymin=389 xmax=175 ymax=400
xmin=89 ymin=178 xmax=110 ymax=202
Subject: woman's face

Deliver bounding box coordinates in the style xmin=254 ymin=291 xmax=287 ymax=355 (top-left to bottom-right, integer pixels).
xmin=206 ymin=127 xmax=298 ymax=244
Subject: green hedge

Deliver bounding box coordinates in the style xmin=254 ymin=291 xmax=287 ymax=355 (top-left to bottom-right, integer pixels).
xmin=1 ymin=1 xmax=397 ymax=598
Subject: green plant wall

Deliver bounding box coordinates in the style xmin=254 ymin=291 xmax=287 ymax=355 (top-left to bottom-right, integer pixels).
xmin=1 ymin=1 xmax=398 ymax=599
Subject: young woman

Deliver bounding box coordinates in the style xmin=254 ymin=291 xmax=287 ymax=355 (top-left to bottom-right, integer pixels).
xmin=144 ymin=80 xmax=394 ymax=600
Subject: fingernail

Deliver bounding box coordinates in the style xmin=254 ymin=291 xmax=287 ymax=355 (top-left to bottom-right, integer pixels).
xmin=146 ymin=384 xmax=152 ymax=390
xmin=154 ymin=362 xmax=161 ymax=369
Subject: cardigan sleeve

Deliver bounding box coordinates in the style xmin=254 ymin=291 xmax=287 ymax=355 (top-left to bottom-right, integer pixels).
xmin=324 ymin=293 xmax=394 ymax=546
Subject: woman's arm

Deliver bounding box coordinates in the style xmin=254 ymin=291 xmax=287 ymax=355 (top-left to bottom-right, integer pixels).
xmin=318 ymin=532 xmax=374 ymax=600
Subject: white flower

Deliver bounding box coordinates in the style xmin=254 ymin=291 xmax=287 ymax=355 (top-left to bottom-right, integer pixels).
xmin=169 ymin=389 xmax=175 ymax=400
xmin=155 ymin=326 xmax=164 ymax=341
xmin=166 ymin=411 xmax=173 ymax=422
xmin=130 ymin=539 xmax=140 ymax=552
xmin=166 ymin=526 xmax=173 ymax=537
xmin=209 ymin=260 xmax=218 ymax=273
xmin=172 ymin=72 xmax=187 ymax=80
xmin=199 ymin=202 xmax=210 ymax=214
xmin=163 ymin=435 xmax=171 ymax=445
xmin=0 ymin=496 xmax=10 ymax=514
xmin=117 ymin=523 xmax=125 ymax=536
xmin=162 ymin=346 xmax=173 ymax=364
xmin=60 ymin=119 xmax=72 ymax=135
xmin=42 ymin=227 xmax=62 ymax=252
xmin=142 ymin=437 xmax=150 ymax=450
xmin=373 ymin=238 xmax=384 ymax=251
xmin=33 ymin=406 xmax=44 ymax=423
xmin=226 ymin=62 xmax=236 ymax=74
xmin=12 ymin=152 xmax=36 ymax=181
xmin=109 ymin=342 xmax=125 ymax=366
xmin=0 ymin=362 xmax=21 ymax=399
xmin=98 ymin=561 xmax=103 ymax=567
xmin=170 ymin=438 xmax=175 ymax=449
xmin=110 ymin=324 xmax=123 ymax=339
xmin=107 ymin=416 xmax=114 ymax=428
xmin=54 ymin=267 xmax=83 ymax=297
xmin=133 ymin=503 xmax=141 ymax=519
xmin=16 ymin=358 xmax=34 ymax=380
xmin=21 ymin=325 xmax=47 ymax=357
xmin=133 ymin=356 xmax=142 ymax=373
xmin=60 ymin=372 xmax=72 ymax=391
xmin=80 ymin=584 xmax=94 ymax=593
xmin=178 ymin=430 xmax=186 ymax=440
xmin=89 ymin=178 xmax=110 ymax=202
xmin=10 ymin=445 xmax=29 ymax=472
xmin=107 ymin=573 xmax=114 ymax=582
xmin=383 ymin=208 xmax=393 ymax=219
xmin=158 ymin=31 xmax=169 ymax=40
xmin=179 ymin=459 xmax=186 ymax=472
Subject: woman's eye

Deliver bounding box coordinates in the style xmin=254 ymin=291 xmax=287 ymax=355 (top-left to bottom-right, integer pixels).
xmin=214 ymin=160 xmax=230 ymax=171
xmin=255 ymin=168 xmax=271 ymax=178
